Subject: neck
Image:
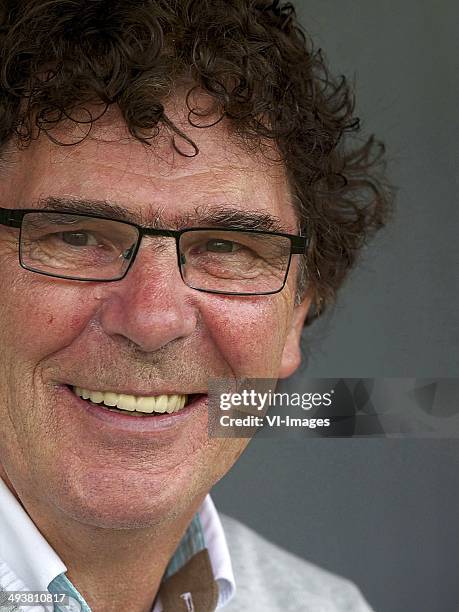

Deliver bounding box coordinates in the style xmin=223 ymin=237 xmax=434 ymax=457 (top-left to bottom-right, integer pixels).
xmin=1 ymin=470 xmax=205 ymax=612
xmin=60 ymin=519 xmax=198 ymax=612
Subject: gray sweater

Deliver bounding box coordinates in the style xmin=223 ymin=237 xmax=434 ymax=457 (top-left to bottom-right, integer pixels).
xmin=220 ymin=514 xmax=375 ymax=612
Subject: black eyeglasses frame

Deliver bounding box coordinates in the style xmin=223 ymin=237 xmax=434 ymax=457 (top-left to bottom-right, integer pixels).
xmin=0 ymin=207 xmax=308 ymax=296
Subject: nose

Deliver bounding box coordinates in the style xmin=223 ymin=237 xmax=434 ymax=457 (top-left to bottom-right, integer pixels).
xmin=96 ymin=242 xmax=198 ymax=352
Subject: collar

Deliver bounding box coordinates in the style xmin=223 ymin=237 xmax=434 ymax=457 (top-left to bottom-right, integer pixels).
xmin=0 ymin=477 xmax=235 ymax=609
xmin=198 ymin=496 xmax=235 ymax=609
xmin=0 ymin=477 xmax=66 ymax=592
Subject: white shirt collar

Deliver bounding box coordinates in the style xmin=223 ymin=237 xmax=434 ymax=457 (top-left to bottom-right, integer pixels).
xmin=198 ymin=495 xmax=235 ymax=609
xmin=0 ymin=477 xmax=67 ymax=592
xmin=0 ymin=477 xmax=235 ymax=609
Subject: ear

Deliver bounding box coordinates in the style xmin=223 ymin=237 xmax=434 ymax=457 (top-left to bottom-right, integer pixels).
xmin=278 ymin=296 xmax=311 ymax=379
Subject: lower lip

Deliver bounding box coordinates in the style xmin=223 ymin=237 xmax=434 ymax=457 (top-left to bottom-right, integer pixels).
xmin=58 ymin=385 xmax=208 ymax=433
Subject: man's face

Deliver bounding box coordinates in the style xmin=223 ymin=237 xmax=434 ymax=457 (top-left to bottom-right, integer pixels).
xmin=0 ymin=103 xmax=309 ymax=529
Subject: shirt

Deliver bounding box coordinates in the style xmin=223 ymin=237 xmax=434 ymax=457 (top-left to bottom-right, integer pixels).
xmin=0 ymin=477 xmax=235 ymax=611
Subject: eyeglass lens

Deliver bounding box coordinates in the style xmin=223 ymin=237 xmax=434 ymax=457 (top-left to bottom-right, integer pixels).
xmin=19 ymin=212 xmax=292 ymax=293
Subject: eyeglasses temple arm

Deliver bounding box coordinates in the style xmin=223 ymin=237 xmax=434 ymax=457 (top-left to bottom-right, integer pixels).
xmin=0 ymin=209 xmax=23 ymax=228
xmin=290 ymin=235 xmax=308 ymax=254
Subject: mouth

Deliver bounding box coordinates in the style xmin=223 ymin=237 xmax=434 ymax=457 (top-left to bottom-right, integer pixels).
xmin=68 ymin=385 xmax=200 ymax=417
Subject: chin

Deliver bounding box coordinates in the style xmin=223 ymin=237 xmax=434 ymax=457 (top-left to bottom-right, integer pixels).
xmin=56 ymin=488 xmax=190 ymax=530
xmin=48 ymin=467 xmax=198 ymax=529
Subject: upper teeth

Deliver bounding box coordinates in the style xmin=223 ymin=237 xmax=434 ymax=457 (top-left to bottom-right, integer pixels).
xmin=73 ymin=387 xmax=187 ymax=414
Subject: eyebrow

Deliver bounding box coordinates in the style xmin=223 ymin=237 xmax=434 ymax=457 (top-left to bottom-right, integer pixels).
xmin=31 ymin=196 xmax=294 ymax=234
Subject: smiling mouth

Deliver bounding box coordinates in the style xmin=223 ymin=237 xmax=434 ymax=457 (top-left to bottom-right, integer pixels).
xmin=71 ymin=386 xmax=194 ymax=416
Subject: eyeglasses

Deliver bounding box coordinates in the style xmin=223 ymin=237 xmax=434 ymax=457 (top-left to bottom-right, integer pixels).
xmin=0 ymin=207 xmax=308 ymax=296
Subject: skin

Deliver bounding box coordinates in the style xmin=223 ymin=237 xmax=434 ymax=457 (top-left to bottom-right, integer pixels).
xmin=0 ymin=100 xmax=310 ymax=611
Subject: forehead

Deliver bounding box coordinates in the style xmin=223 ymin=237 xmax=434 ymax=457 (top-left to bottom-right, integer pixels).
xmin=2 ymin=101 xmax=298 ymax=230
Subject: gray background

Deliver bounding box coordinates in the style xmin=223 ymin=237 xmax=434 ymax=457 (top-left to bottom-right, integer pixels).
xmin=212 ymin=2 xmax=459 ymax=612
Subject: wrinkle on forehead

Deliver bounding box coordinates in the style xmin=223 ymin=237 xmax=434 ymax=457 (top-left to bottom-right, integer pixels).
xmin=1 ymin=96 xmax=299 ymax=232
xmin=8 ymin=94 xmax=286 ymax=174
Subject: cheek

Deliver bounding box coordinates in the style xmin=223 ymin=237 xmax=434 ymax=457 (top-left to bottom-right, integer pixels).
xmin=0 ymin=273 xmax=95 ymax=362
xmin=200 ymin=295 xmax=292 ymax=377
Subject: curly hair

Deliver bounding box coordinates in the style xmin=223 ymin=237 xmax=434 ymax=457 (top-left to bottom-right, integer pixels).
xmin=0 ymin=0 xmax=393 ymax=323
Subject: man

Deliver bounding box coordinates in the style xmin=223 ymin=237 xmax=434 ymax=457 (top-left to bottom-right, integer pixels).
xmin=0 ymin=1 xmax=390 ymax=611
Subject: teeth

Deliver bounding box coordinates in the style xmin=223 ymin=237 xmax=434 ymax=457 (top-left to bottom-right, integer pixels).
xmin=89 ymin=391 xmax=104 ymax=404
xmin=102 ymin=392 xmax=119 ymax=407
xmin=73 ymin=387 xmax=189 ymax=415
xmin=117 ymin=394 xmax=137 ymax=412
xmin=155 ymin=395 xmax=169 ymax=413
xmin=136 ymin=396 xmax=157 ymax=413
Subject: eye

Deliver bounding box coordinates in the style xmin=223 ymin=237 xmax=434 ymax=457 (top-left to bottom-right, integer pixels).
xmin=204 ymin=239 xmax=241 ymax=253
xmin=60 ymin=231 xmax=98 ymax=247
